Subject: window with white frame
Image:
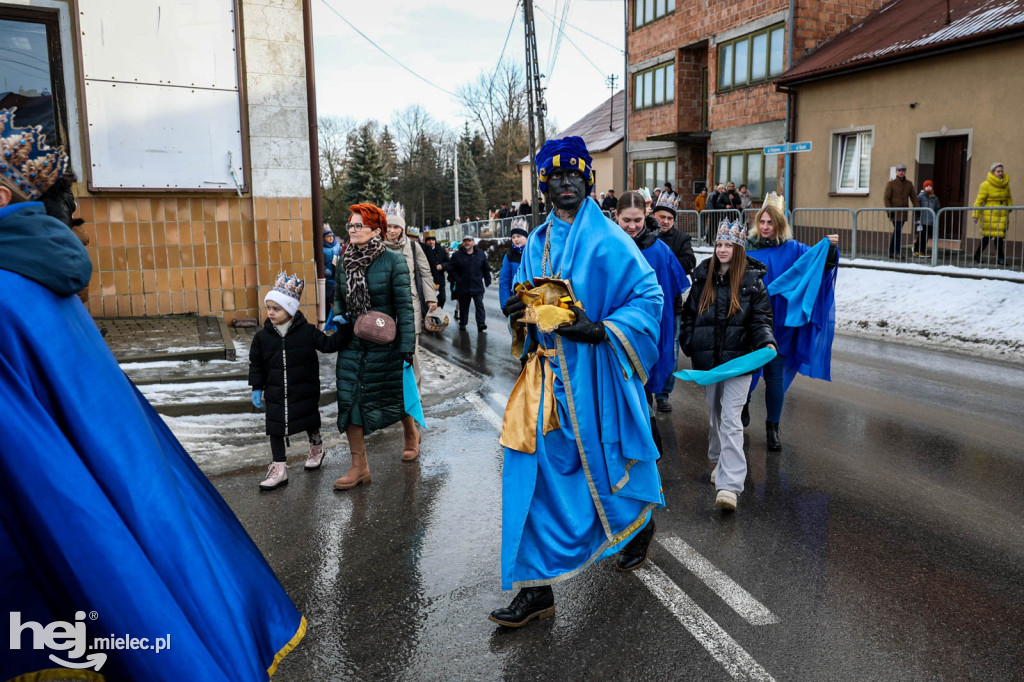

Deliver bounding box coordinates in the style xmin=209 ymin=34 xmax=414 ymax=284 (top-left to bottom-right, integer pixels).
xmin=717 ymin=23 xmax=786 ymax=91
xmin=634 ymin=0 xmax=676 ymax=29
xmin=633 ymin=61 xmax=674 ymax=110
xmin=833 ymin=130 xmax=872 ymax=193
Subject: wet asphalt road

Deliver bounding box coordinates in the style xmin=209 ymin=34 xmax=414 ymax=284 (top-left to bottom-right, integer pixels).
xmin=213 ymin=295 xmax=1024 ymax=681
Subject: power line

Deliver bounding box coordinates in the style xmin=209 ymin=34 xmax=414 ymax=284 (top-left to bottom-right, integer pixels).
xmin=552 ymin=18 xmax=607 ymax=79
xmin=534 ymin=2 xmax=623 ymax=54
xmin=486 ymin=0 xmax=522 ymax=96
xmin=547 ymin=0 xmax=572 ymax=77
xmin=318 ymin=0 xmax=457 ymax=97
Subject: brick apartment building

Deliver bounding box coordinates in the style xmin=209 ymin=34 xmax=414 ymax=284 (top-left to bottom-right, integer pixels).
xmin=626 ymin=0 xmax=886 ymax=210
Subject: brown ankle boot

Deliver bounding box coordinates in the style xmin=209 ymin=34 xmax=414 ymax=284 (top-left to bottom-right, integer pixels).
xmin=402 ymin=424 xmax=421 ymax=462
xmin=334 ymin=452 xmax=371 ymax=490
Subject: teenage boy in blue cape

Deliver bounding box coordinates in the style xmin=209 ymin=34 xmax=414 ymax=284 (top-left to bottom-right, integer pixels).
xmin=490 ymin=136 xmax=665 ymax=628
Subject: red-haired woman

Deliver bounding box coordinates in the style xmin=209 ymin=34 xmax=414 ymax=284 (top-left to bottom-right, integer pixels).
xmin=330 ymin=203 xmax=416 ymax=490
xmin=681 ymin=220 xmax=776 ymax=511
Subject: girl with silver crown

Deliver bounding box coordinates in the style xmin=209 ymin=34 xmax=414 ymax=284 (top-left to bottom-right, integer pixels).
xmin=681 ymin=220 xmax=776 ymax=511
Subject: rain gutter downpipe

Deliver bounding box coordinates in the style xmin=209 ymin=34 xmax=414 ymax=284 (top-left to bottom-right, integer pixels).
xmin=784 ymin=0 xmax=796 ymax=211
xmin=302 ymin=0 xmax=326 ymax=325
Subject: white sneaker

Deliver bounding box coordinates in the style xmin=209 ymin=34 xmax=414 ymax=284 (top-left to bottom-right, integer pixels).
xmin=259 ymin=462 xmax=289 ymax=490
xmin=711 ymin=464 xmax=718 ymax=485
xmin=305 ymin=443 xmax=325 ymax=470
xmin=715 ymin=490 xmax=737 ymax=510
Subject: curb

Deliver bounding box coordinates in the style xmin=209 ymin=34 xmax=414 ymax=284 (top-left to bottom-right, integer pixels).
xmin=153 ymin=391 xmax=337 ymax=418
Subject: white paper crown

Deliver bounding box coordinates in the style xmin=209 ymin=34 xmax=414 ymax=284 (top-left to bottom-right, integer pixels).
xmin=272 ymin=271 xmax=304 ymax=301
xmin=383 ymin=201 xmax=405 ymax=220
xmin=653 ymin=192 xmax=678 ymax=211
xmin=510 ymin=216 xmax=529 ymax=232
xmin=716 ymin=219 xmax=746 ymax=246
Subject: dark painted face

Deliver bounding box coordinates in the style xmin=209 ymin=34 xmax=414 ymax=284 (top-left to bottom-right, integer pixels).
xmin=546 ymin=167 xmax=587 ymax=212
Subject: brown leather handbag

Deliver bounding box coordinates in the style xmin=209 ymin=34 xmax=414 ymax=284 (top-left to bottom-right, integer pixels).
xmin=353 ymin=311 xmax=397 ymax=344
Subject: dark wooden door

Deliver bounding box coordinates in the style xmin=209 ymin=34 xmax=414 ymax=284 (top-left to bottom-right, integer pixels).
xmin=934 ymin=135 xmax=968 ymax=239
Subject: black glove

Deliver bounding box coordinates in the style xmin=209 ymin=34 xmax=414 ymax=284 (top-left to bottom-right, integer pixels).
xmin=554 ymin=305 xmax=606 ymax=344
xmin=401 ymin=352 xmax=414 ymax=365
xmin=504 ymin=294 xmax=527 ymax=322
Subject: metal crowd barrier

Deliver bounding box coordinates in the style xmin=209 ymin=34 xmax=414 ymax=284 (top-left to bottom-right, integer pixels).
xmin=791 ymin=208 xmax=856 ymax=256
xmin=427 ymin=205 xmax=1021 ymax=273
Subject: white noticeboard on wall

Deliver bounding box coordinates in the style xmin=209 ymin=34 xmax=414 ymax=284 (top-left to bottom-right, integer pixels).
xmin=78 ymin=0 xmax=245 ymax=192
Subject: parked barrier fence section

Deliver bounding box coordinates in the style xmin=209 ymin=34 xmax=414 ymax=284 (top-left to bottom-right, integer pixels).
xmin=429 ymin=205 xmax=1022 ymax=273
xmin=791 ymin=208 xmax=856 ymax=256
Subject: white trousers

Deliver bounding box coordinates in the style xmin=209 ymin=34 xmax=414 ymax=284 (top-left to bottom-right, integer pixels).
xmin=705 ymin=374 xmax=752 ymax=494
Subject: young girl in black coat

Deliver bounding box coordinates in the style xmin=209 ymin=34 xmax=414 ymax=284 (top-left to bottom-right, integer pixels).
xmin=681 ymin=221 xmax=776 ymax=511
xmin=249 ymin=272 xmax=349 ymax=490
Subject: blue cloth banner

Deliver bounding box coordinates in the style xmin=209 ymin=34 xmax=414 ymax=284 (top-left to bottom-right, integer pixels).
xmin=673 ymin=347 xmax=778 ymax=385
xmin=0 ymin=271 xmax=304 ymax=681
xmin=403 ymin=362 xmax=427 ymax=429
xmin=767 ymin=238 xmax=831 ymax=327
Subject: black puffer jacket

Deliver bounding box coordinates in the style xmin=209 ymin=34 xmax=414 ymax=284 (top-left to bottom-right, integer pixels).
xmin=681 ymin=256 xmax=775 ymax=371
xmin=248 ymin=310 xmax=347 ymax=437
xmin=657 ymin=225 xmax=696 ymax=276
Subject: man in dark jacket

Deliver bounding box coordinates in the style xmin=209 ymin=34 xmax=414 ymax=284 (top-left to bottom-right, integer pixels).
xmin=601 ymin=188 xmax=618 ymax=213
xmin=651 ymin=194 xmax=695 ymax=412
xmin=447 ymin=235 xmax=491 ymax=331
xmin=422 ymin=230 xmax=449 ymax=308
xmin=883 ymin=163 xmax=920 ymax=259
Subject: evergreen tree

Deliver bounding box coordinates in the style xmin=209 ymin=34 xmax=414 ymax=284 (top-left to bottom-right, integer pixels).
xmin=343 ymin=123 xmax=391 ymax=207
xmin=378 ymin=125 xmax=399 ymax=192
xmin=455 ymin=133 xmax=486 ymax=221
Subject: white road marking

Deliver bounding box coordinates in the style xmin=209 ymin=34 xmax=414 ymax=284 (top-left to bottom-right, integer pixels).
xmin=637 ymin=561 xmax=777 ymax=682
xmin=466 ymin=392 xmax=505 ymax=431
xmin=658 ymin=536 xmax=781 ymax=626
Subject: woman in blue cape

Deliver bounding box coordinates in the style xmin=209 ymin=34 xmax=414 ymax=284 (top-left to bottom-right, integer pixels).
xmin=0 ymin=110 xmax=303 ymax=681
xmin=490 ymin=137 xmax=665 ymax=628
xmin=745 ymin=196 xmax=839 ymax=450
xmin=498 ymin=216 xmax=529 ymax=314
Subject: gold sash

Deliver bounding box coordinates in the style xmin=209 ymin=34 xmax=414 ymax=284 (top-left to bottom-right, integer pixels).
xmin=499 ymin=347 xmax=561 ymax=453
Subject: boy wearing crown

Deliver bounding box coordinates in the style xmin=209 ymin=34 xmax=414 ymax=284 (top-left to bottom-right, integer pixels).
xmin=249 ymin=271 xmax=349 ymax=490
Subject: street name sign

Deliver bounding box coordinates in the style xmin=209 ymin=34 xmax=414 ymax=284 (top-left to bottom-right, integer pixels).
xmin=763 ymin=141 xmax=813 ymax=155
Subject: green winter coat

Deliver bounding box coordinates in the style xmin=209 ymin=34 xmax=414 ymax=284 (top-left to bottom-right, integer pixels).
xmin=973 ymin=171 xmax=1013 ymax=237
xmin=332 ymin=249 xmax=415 ymax=435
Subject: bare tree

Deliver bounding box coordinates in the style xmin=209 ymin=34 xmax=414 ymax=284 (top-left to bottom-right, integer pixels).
xmin=318 ymin=115 xmax=357 ymax=190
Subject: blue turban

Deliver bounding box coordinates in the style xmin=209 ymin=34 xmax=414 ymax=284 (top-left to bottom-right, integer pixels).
xmin=536 ymin=136 xmax=595 ymax=194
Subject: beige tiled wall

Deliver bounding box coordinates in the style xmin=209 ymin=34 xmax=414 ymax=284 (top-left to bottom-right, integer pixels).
xmin=77 ymin=195 xmax=319 ymax=323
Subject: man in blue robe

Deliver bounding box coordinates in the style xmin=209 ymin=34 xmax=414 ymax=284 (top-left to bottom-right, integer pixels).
xmin=0 ymin=109 xmax=304 ymax=680
xmin=490 ymin=137 xmax=665 ymax=628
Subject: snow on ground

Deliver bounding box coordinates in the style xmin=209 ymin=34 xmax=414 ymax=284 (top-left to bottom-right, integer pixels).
xmin=156 ymin=347 xmax=480 ymax=475
xmin=834 ymin=267 xmax=1024 ymax=362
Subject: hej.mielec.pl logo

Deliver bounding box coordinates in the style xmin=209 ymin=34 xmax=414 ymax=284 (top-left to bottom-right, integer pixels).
xmin=10 ymin=610 xmax=171 ymax=671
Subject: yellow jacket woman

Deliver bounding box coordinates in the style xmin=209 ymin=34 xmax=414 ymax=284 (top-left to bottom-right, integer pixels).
xmin=973 ymin=163 xmax=1012 ymax=238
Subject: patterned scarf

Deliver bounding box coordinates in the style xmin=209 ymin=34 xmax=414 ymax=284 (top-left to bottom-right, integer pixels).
xmin=343 ymin=235 xmax=386 ymax=317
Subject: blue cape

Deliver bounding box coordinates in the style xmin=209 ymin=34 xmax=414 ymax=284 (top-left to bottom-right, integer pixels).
xmin=640 ymin=237 xmax=689 ymax=393
xmin=0 ymin=271 xmax=304 ymax=680
xmin=501 ymin=198 xmax=665 ymax=590
xmin=747 ymin=238 xmax=838 ymax=391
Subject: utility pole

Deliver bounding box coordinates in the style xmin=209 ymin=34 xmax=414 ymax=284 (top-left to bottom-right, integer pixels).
xmin=453 ymin=143 xmax=460 ymax=225
xmin=523 ymin=0 xmax=546 ymax=228
xmin=622 ymin=0 xmax=629 ymax=193
xmin=605 ymin=74 xmax=618 ymax=131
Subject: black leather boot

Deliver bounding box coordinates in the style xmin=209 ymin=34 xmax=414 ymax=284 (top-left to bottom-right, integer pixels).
xmin=766 ymin=421 xmax=782 ymax=451
xmin=741 ymin=394 xmax=751 ymax=427
xmin=488 ymin=586 xmax=555 ymax=627
xmin=615 ymin=520 xmax=656 ymax=572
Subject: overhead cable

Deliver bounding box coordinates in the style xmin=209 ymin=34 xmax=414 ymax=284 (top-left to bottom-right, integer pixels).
xmin=319 ymin=0 xmax=458 ymax=97
xmin=534 ymin=2 xmax=624 ymax=54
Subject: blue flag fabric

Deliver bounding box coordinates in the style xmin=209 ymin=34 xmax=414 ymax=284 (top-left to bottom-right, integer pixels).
xmin=673 ymin=347 xmax=777 ymax=386
xmin=501 ymin=197 xmax=665 ymax=591
xmin=639 ymin=238 xmax=690 ymax=394
xmin=0 ymin=272 xmax=304 ymax=681
xmin=403 ymin=362 xmax=427 ymax=429
xmin=747 ymin=238 xmax=838 ymax=392
xmin=767 ymin=238 xmax=831 ymax=327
